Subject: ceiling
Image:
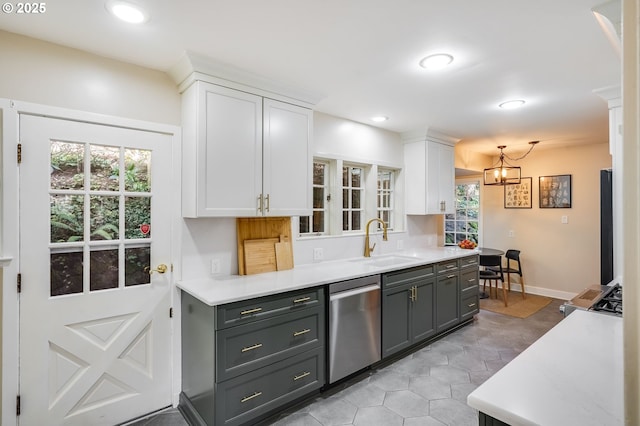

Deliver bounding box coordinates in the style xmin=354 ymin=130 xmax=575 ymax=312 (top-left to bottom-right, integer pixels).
xmin=0 ymin=0 xmax=621 ymax=155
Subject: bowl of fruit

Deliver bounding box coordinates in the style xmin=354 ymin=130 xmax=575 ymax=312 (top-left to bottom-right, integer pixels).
xmin=458 ymin=239 xmax=477 ymax=250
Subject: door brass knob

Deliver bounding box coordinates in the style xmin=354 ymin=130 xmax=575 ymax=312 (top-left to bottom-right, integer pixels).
xmin=145 ymin=264 xmax=168 ymax=275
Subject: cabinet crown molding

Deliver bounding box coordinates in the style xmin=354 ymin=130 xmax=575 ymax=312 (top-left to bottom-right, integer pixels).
xmin=401 ymin=128 xmax=460 ymax=146
xmin=169 ymin=51 xmax=322 ymax=108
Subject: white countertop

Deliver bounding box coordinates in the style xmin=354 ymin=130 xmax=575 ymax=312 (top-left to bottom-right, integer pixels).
xmin=176 ymin=247 xmax=477 ymax=306
xmin=467 ymin=309 xmax=623 ymax=426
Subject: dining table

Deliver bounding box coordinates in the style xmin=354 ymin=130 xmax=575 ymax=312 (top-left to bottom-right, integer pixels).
xmin=476 ymin=247 xmax=504 ymax=299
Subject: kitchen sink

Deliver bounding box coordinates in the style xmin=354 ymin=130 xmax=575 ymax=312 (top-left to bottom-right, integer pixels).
xmin=352 ymin=255 xmax=420 ymax=268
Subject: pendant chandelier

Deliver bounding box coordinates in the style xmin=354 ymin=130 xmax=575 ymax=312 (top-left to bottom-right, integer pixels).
xmin=483 ymin=141 xmax=539 ymax=186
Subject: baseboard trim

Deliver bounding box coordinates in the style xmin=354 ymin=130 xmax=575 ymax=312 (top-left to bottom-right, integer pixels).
xmin=506 ymin=283 xmax=575 ymax=301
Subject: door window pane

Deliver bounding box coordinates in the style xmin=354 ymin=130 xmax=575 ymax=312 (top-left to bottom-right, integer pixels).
xmin=90 ymin=195 xmax=119 ymax=241
xmin=50 ymin=141 xmax=84 ymax=190
xmin=125 ymin=246 xmax=151 ymax=286
xmin=51 ymin=250 xmax=83 ymax=296
xmin=125 ymin=196 xmax=151 ymax=239
xmin=51 ymin=195 xmax=84 ymax=243
xmin=124 ymin=149 xmax=151 ymax=192
xmin=90 ymin=248 xmax=119 ymax=291
xmin=90 ymin=145 xmax=120 ymax=191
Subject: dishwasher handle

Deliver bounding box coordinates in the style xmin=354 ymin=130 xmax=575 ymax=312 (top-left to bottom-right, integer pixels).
xmin=329 ymin=284 xmax=380 ymax=301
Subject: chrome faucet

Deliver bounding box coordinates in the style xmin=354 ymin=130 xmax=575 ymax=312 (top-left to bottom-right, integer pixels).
xmin=364 ymin=218 xmax=388 ymax=257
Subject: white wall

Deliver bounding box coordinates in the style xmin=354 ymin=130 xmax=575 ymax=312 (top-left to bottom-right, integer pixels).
xmin=0 ymin=30 xmax=181 ymax=124
xmin=480 ymin=143 xmax=611 ymax=298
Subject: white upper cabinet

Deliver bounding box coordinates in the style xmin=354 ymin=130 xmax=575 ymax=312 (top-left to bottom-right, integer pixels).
xmin=263 ymin=99 xmax=313 ymax=216
xmin=182 ymin=80 xmax=313 ymax=217
xmin=404 ymin=132 xmax=457 ymax=215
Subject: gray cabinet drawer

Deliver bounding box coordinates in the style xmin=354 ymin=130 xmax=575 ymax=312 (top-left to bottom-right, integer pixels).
xmin=217 ymin=288 xmax=323 ymax=329
xmin=459 ymin=255 xmax=479 ymax=269
xmin=216 ymin=308 xmax=323 ymax=381
xmin=215 ymin=348 xmax=324 ymax=426
xmin=461 ymin=293 xmax=479 ymax=320
xmin=436 ymin=259 xmax=459 ymax=274
xmin=460 ymin=268 xmax=479 ymax=291
xmin=382 ymin=264 xmax=434 ymax=288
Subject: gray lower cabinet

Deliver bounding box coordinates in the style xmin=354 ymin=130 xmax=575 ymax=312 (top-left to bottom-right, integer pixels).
xmin=460 ymin=255 xmax=480 ymax=321
xmin=436 ymin=259 xmax=460 ymax=332
xmin=382 ymin=265 xmax=436 ymax=358
xmin=180 ymin=288 xmax=325 ymax=426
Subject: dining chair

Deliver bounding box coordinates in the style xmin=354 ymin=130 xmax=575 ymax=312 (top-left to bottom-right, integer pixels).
xmin=489 ymin=249 xmax=525 ymax=299
xmin=479 ymin=254 xmax=508 ymax=306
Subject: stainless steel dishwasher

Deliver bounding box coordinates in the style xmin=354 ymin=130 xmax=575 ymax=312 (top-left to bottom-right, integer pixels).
xmin=329 ymin=275 xmax=381 ymax=383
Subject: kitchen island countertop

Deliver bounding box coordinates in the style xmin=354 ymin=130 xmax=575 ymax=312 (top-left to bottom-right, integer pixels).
xmin=467 ymin=309 xmax=623 ymax=425
xmin=176 ymin=247 xmax=476 ymax=306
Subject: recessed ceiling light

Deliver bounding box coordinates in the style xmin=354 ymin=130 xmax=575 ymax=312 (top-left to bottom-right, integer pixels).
xmin=371 ymin=116 xmax=389 ymax=122
xmin=106 ymin=1 xmax=148 ymax=24
xmin=499 ymin=100 xmax=526 ymax=110
xmin=419 ymin=53 xmax=454 ymax=70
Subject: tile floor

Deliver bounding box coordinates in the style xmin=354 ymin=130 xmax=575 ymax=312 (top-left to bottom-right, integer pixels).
xmin=129 ymin=298 xmax=564 ymax=426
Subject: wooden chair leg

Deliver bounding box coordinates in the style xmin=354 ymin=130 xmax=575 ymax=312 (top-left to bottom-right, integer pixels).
xmin=507 ymin=272 xmax=511 ymax=291
xmin=520 ymin=275 xmax=526 ymax=299
xmin=501 ymin=280 xmax=508 ymax=307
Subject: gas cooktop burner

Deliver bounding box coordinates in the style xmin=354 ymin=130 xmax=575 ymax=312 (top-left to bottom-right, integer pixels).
xmin=592 ymin=284 xmax=622 ymax=316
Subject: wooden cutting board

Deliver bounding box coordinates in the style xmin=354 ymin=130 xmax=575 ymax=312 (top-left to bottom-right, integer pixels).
xmin=237 ymin=217 xmax=292 ymax=275
xmin=243 ymin=238 xmax=279 ymax=275
xmin=275 ymin=235 xmax=294 ymax=271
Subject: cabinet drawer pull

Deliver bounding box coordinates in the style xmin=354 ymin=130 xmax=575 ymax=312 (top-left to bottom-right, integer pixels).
xmin=241 ymin=391 xmax=262 ymax=403
xmin=445 ymin=264 xmax=456 ymax=269
xmin=467 ymin=278 xmax=476 ymax=282
xmin=293 ymin=371 xmax=311 ymax=381
xmin=293 ymin=297 xmax=311 ymax=304
xmin=293 ymin=329 xmax=311 ymax=337
xmin=241 ymin=343 xmax=263 ymax=353
xmin=447 ymin=274 xmax=457 ymax=279
xmin=240 ymin=307 xmax=262 ymax=315
xmin=468 ymin=303 xmax=477 ymax=308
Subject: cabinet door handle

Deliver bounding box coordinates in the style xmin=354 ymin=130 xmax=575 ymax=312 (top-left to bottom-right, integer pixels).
xmin=241 ymin=343 xmax=263 ymax=353
xmin=241 ymin=391 xmax=262 ymax=403
xmin=240 ymin=307 xmax=262 ymax=315
xmin=293 ymin=328 xmax=311 ymax=337
xmin=293 ymin=297 xmax=311 ymax=304
xmin=257 ymin=194 xmax=264 ymax=214
xmin=468 ymin=303 xmax=477 ymax=308
xmin=293 ymin=371 xmax=311 ymax=381
xmin=414 ymin=285 xmax=418 ymax=301
xmin=409 ymin=286 xmax=414 ymax=301
xmin=265 ymin=194 xmax=270 ymax=212
xmin=447 ymin=274 xmax=457 ymax=279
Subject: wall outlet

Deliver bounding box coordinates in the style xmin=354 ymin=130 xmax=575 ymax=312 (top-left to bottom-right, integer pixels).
xmin=561 ymin=215 xmax=569 ymax=224
xmin=211 ymin=258 xmax=221 ymax=274
xmin=397 ymin=240 xmax=404 ymax=250
xmin=313 ymin=248 xmax=324 ymax=261
xmin=508 ymin=230 xmax=515 ymax=238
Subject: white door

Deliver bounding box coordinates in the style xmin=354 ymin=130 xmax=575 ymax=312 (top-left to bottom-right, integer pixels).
xmin=18 ymin=114 xmax=174 ymax=425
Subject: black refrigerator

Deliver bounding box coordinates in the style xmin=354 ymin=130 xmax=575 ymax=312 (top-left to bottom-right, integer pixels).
xmin=600 ymin=169 xmax=614 ymax=285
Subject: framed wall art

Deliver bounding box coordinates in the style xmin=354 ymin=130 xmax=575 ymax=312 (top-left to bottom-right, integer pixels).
xmin=504 ymin=177 xmax=532 ymax=209
xmin=539 ymin=174 xmax=572 ymax=208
